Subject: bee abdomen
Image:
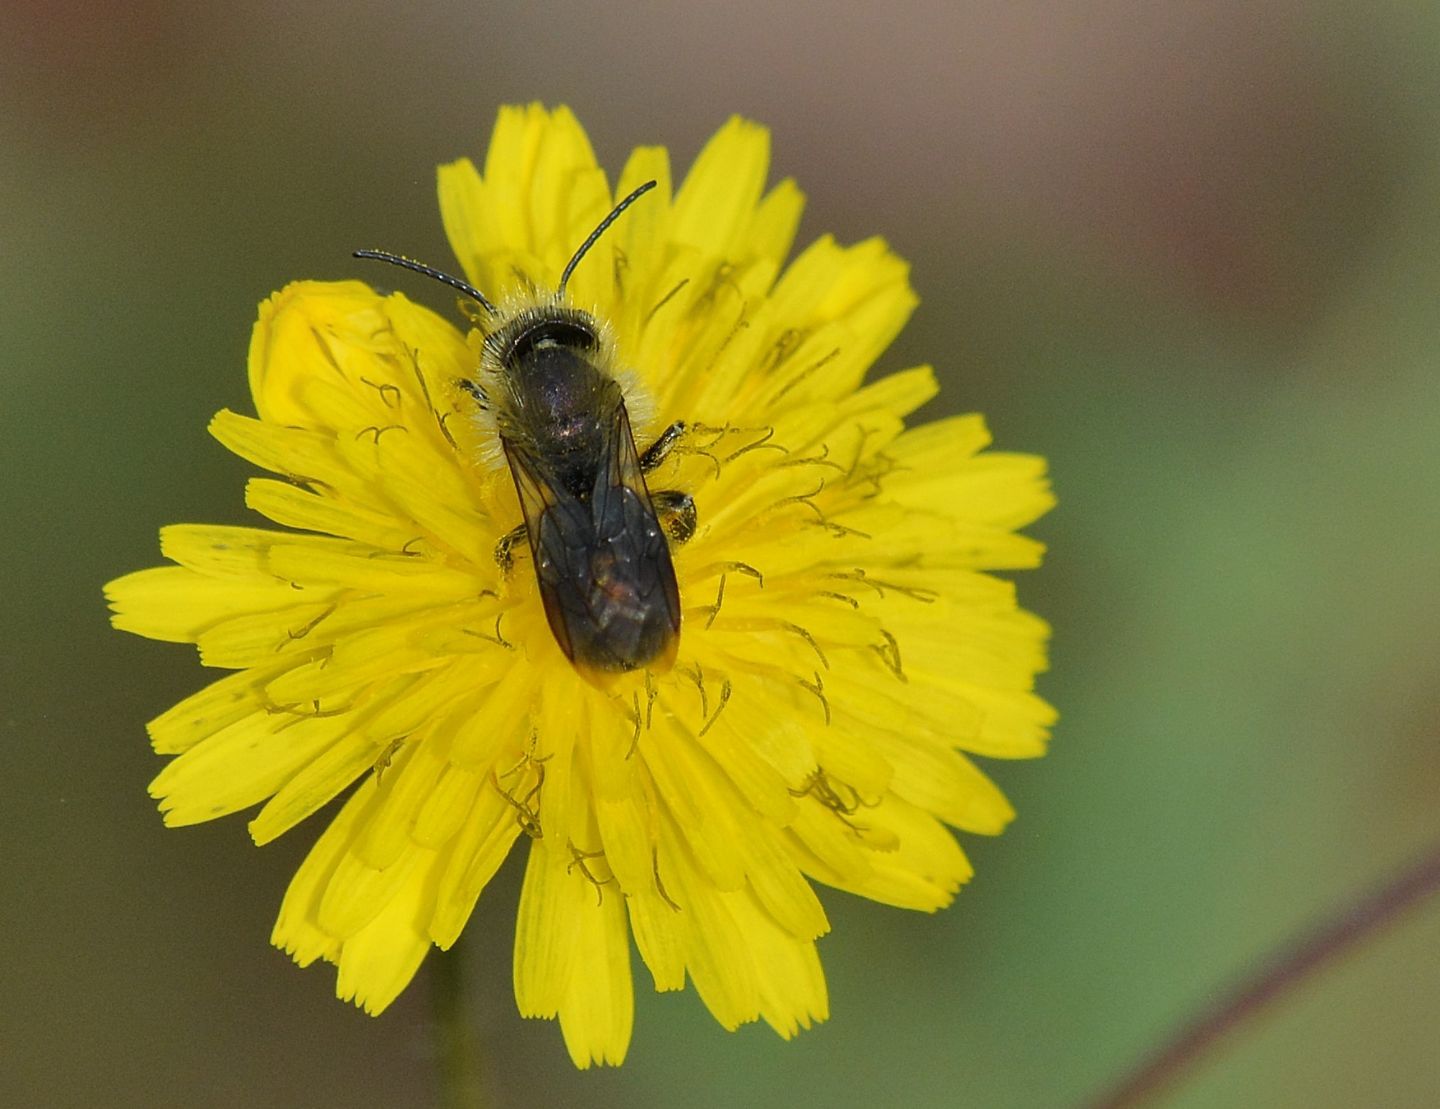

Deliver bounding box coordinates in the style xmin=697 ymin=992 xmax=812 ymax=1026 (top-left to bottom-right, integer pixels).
xmin=535 ymin=487 xmax=679 ymax=673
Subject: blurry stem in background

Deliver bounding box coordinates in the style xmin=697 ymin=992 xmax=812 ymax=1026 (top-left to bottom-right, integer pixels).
xmin=1089 ymin=841 xmax=1440 ymax=1109
xmin=432 ymin=944 xmax=488 ymax=1109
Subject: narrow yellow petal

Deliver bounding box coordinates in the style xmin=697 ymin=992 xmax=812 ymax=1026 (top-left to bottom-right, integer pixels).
xmin=530 ymin=695 xmax=580 ymax=851
xmin=493 ymin=104 xmax=600 ymax=261
xmin=145 ymin=665 xmax=284 ymax=755
xmin=105 ymin=566 xmax=312 ymax=644
xmin=538 ymin=162 xmax=611 ymax=306
xmin=448 ymin=676 xmax=536 ymax=766
xmin=436 ymin=155 xmax=496 ymax=289
xmin=158 ymin=524 xmax=286 ymax=578
xmin=411 ymin=763 xmax=483 ymax=848
xmin=335 ymin=865 xmax=435 ymax=1015
xmin=354 ymin=739 xmax=448 ymax=869
xmin=844 ymin=363 xmax=940 ymax=421
xmin=890 ymin=412 xmax=991 ymax=466
xmin=611 ymin=145 xmax=674 ymax=341
xmin=513 ymin=841 xmax=583 ymax=1019
xmin=261 ymin=623 xmax=442 ymax=706
xmin=594 ymin=792 xmax=659 ymax=893
xmin=264 ymin=542 xmax=478 ymax=595
xmin=194 ymin=600 xmax=340 ymax=668
xmin=244 ymin=477 xmax=420 ymax=552
xmin=890 ymin=443 xmax=1056 ymax=532
xmin=627 ymin=890 xmax=686 ymax=992
xmin=247 ymin=689 xmax=411 ymax=845
xmin=481 ymin=104 xmax=548 ymax=246
xmin=747 ymin=178 xmax=805 ymax=272
xmin=672 ymin=116 xmax=771 ymax=256
xmin=941 ymin=681 xmax=1058 ymax=757
xmin=558 ymin=885 xmax=634 ymax=1068
xmin=727 ymin=893 xmax=828 ymax=1037
xmin=804 ymin=721 xmax=895 ymax=806
xmin=272 ymin=786 xmax=373 ymax=967
xmin=785 ymin=799 xmax=873 ymax=884
xmin=337 ymin=426 xmax=495 ymax=563
xmin=734 ymin=819 xmax=830 ymax=942
xmin=641 ymin=721 xmax=747 ymax=891
xmin=709 ymin=673 xmax=816 ymax=783
xmin=151 ymin=710 xmax=348 ymax=826
xmin=660 ymin=838 xmax=758 ymax=1030
xmin=430 ymin=785 xmax=522 ymax=949
xmin=318 ymin=835 xmax=427 ymax=939
xmin=873 ymin=733 xmax=1017 ymax=835
xmin=818 ymin=796 xmax=974 ymax=911
xmin=692 ymin=716 xmax=798 ymax=827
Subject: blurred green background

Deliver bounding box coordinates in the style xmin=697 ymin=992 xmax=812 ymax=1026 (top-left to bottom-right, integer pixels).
xmin=6 ymin=2 xmax=1439 ymax=1106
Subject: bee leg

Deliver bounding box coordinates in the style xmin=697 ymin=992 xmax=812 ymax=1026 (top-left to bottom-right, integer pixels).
xmin=652 ymin=490 xmax=697 ymax=544
xmin=494 ymin=522 xmax=527 ymax=573
xmin=639 ymin=421 xmax=687 ymax=473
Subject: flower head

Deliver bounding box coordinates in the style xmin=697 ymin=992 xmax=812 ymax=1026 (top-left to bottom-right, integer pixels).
xmin=105 ymin=104 xmax=1056 ymax=1066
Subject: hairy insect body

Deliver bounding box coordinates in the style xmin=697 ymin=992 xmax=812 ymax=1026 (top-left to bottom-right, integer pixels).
xmin=482 ymin=307 xmax=682 ymax=678
xmin=481 ymin=308 xmax=619 ymax=492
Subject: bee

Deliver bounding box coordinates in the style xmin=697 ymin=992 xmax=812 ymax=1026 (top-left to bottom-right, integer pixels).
xmin=356 ymin=181 xmax=695 ymax=681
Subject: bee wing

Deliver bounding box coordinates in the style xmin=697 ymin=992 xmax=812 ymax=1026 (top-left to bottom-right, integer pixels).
xmin=504 ymin=441 xmax=585 ymax=664
xmin=589 ymin=403 xmax=683 ymax=638
xmin=503 ymin=404 xmax=682 ymax=673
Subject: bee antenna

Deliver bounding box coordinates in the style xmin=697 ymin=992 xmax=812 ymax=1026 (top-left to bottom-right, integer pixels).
xmin=558 ymin=180 xmax=658 ymax=298
xmin=352 ymin=250 xmax=498 ymax=316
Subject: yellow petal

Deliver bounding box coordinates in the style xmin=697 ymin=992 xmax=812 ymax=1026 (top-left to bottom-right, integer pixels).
xmin=874 ymin=733 xmax=1017 ymax=835
xmin=318 ymin=832 xmax=427 ymax=939
xmin=248 ymin=281 xmax=389 ymax=427
xmin=436 ymin=155 xmax=497 ymax=291
xmin=272 ymin=786 xmax=373 ymax=967
xmin=640 ymin=720 xmax=748 ymax=891
xmin=627 ymin=889 xmax=686 ymax=992
xmin=334 ymin=863 xmax=435 ymax=1015
xmin=558 ymin=881 xmax=634 ymax=1068
xmin=146 ymin=665 xmax=285 ymax=754
xmin=243 ymin=477 xmax=419 ymax=552
xmin=748 ymin=178 xmax=805 ymax=273
xmin=247 ymin=687 xmax=414 ymax=845
xmin=728 ymin=893 xmax=828 ymax=1037
xmin=105 ymin=566 xmax=314 ymax=644
xmin=430 ymin=784 xmax=522 ymax=949
xmin=672 ymin=116 xmax=770 ymax=256
xmin=411 ymin=762 xmax=483 ymax=849
xmin=151 ymin=710 xmax=348 ymax=826
xmin=513 ymin=841 xmax=582 ymax=1019
xmin=659 ymin=836 xmax=757 ymax=1030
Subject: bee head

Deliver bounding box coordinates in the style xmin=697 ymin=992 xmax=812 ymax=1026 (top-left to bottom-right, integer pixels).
xmin=488 ymin=307 xmax=601 ymax=369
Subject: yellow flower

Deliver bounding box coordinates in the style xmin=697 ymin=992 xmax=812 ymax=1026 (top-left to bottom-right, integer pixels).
xmin=104 ymin=104 xmax=1056 ymax=1067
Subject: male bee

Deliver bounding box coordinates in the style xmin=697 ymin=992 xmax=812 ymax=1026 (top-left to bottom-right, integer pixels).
xmin=355 ymin=182 xmax=695 ymax=681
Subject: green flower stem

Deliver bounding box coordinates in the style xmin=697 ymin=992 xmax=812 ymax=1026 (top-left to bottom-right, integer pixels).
xmin=1089 ymin=840 xmax=1440 ymax=1108
xmin=432 ymin=945 xmax=488 ymax=1109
